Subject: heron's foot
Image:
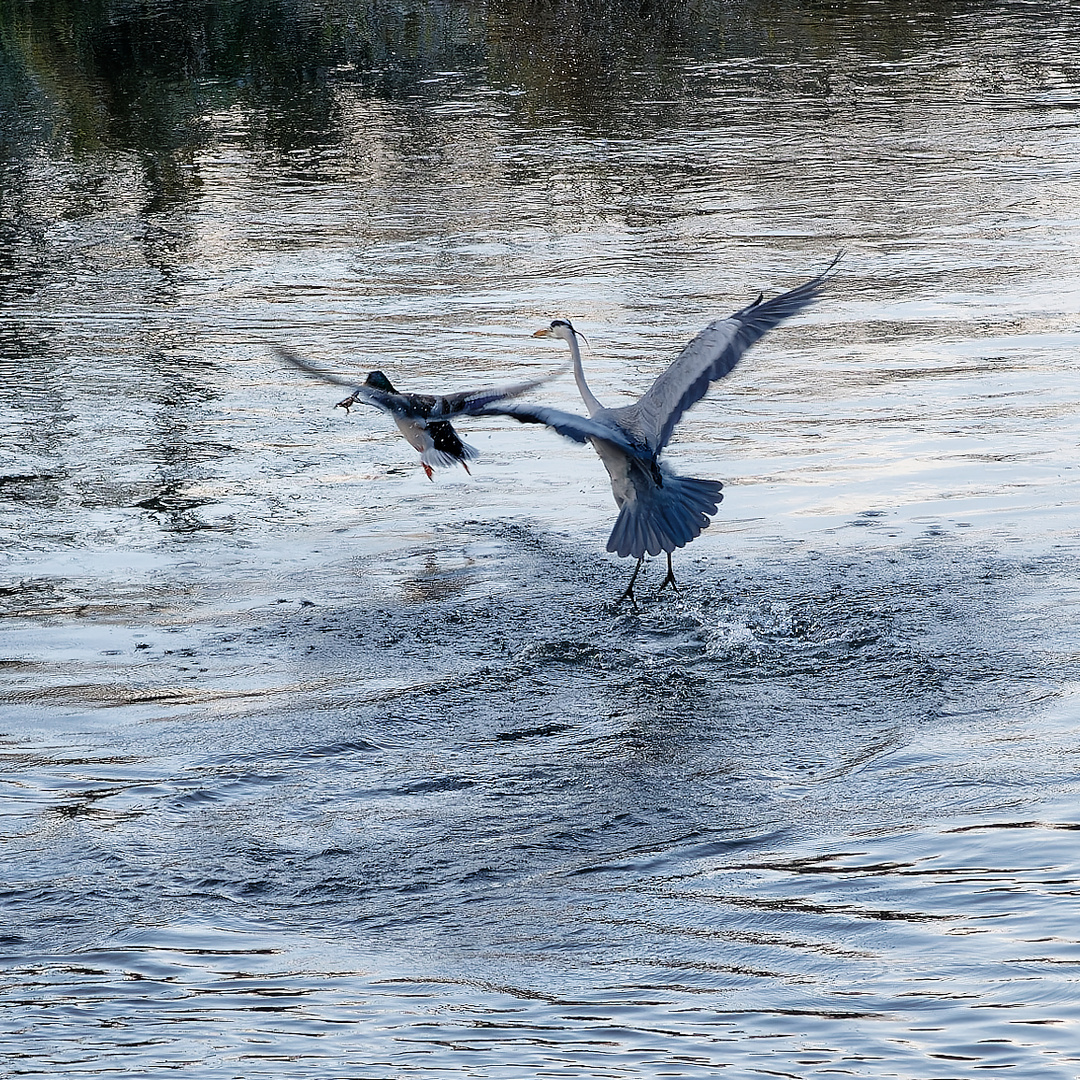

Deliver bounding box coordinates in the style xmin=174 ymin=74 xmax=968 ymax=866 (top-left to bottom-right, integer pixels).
xmin=616 ymin=558 xmax=644 ymax=611
xmin=657 ymin=552 xmax=678 ymax=593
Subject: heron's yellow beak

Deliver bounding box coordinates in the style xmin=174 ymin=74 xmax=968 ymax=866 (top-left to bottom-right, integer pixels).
xmin=532 ymin=327 xmax=554 ymax=338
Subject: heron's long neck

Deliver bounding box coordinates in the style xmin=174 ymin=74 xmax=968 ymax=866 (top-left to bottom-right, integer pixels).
xmin=567 ymin=331 xmax=603 ymax=416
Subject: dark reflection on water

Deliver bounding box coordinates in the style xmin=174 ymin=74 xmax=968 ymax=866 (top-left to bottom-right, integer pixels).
xmin=4 ymin=0 xmax=1080 ymax=1077
xmin=5 ymin=0 xmax=1079 ymax=181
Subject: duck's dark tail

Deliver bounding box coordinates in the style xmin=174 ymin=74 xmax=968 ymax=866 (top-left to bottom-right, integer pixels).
xmin=606 ymin=473 xmax=724 ymax=558
xmin=423 ymin=420 xmax=480 ymax=471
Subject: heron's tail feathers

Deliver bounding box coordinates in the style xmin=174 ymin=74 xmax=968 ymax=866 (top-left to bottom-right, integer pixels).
xmin=606 ymin=474 xmax=724 ymax=558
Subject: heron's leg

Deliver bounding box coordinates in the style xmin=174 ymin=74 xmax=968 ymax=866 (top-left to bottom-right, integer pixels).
xmin=658 ymin=551 xmax=678 ymax=592
xmin=618 ymin=557 xmax=644 ymax=609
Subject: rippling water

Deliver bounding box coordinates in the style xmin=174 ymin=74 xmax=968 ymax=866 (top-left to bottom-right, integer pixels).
xmin=3 ymin=2 xmax=1080 ymax=1076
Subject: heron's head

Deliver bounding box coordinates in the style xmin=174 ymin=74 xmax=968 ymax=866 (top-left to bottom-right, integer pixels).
xmin=364 ymin=370 xmax=397 ymax=393
xmin=533 ymin=319 xmax=578 ymax=343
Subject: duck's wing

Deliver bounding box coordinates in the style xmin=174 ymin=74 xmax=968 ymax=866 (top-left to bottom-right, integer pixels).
xmin=275 ymin=346 xmax=390 ymax=413
xmin=477 ymin=402 xmax=640 ymax=453
xmin=622 ymin=254 xmax=840 ymax=451
xmin=426 ymin=366 xmax=569 ymax=418
xmin=276 ymin=346 xmax=564 ymax=419
xmin=277 ymin=346 xmax=365 ymax=391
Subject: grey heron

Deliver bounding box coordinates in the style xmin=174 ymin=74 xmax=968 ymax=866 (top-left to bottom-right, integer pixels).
xmin=277 ymin=346 xmax=562 ymax=480
xmin=479 ymin=258 xmax=838 ymax=603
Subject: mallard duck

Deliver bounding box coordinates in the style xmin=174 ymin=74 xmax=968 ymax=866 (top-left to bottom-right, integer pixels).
xmin=278 ymin=346 xmax=561 ymax=480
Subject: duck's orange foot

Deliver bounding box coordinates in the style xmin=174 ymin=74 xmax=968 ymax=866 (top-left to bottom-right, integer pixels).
xmin=422 ymin=463 xmax=434 ymax=481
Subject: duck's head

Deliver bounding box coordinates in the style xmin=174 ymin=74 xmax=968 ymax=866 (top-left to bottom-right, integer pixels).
xmin=364 ymin=370 xmax=397 ymax=393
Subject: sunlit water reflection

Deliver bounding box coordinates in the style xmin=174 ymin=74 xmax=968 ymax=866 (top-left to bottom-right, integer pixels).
xmin=3 ymin=3 xmax=1080 ymax=1076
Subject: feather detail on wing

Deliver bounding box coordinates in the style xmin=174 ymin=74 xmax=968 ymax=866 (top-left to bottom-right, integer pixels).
xmin=621 ymin=253 xmax=840 ymax=451
xmin=476 ymin=402 xmax=641 ymax=454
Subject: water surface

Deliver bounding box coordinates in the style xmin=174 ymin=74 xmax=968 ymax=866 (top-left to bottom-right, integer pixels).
xmin=3 ymin=2 xmax=1080 ymax=1076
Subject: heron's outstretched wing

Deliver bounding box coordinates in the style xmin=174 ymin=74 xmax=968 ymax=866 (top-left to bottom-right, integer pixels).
xmin=478 ymin=402 xmax=640 ymax=454
xmin=623 ymin=254 xmax=840 ymax=451
xmin=276 ymin=346 xmax=564 ymax=419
